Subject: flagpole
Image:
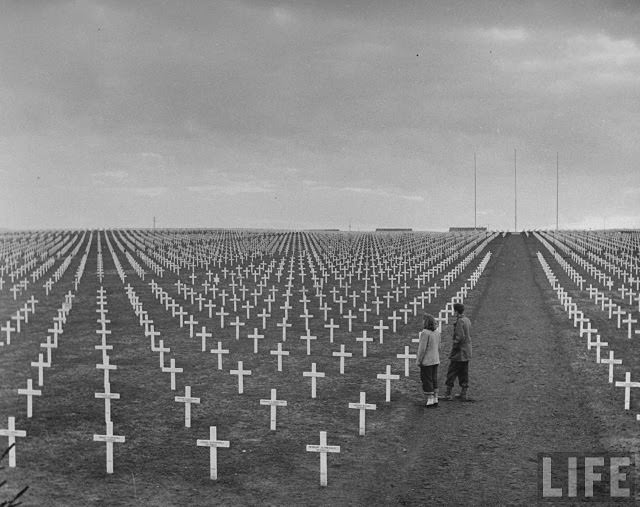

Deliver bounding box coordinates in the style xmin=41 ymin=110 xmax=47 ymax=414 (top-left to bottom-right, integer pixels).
xmin=514 ymin=149 xmax=517 ymax=232
xmin=556 ymin=151 xmax=560 ymax=232
xmin=474 ymin=152 xmax=477 ymax=229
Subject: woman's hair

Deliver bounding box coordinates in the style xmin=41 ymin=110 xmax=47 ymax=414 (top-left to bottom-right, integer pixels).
xmin=423 ymin=314 xmax=436 ymax=331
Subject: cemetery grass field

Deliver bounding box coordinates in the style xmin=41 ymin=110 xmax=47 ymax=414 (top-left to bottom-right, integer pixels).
xmin=1 ymin=229 xmax=639 ymax=505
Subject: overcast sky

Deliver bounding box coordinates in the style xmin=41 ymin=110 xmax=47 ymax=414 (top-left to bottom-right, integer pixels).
xmin=1 ymin=0 xmax=639 ymax=231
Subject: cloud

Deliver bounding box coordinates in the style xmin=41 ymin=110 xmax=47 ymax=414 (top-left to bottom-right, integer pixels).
xmin=92 ymin=170 xmax=129 ymax=183
xmin=341 ymin=186 xmax=424 ymax=202
xmin=567 ymin=33 xmax=640 ymax=66
xmin=271 ymin=6 xmax=295 ymax=27
xmin=187 ymin=182 xmax=275 ymax=196
xmin=129 ymin=186 xmax=167 ymax=197
xmin=479 ymin=26 xmax=529 ymax=42
xmin=303 ymin=180 xmax=423 ymax=202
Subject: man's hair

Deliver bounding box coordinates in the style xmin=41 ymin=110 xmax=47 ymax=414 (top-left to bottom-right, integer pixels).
xmin=453 ymin=303 xmax=465 ymax=314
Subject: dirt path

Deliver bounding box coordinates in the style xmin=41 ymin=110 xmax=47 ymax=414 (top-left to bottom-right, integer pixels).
xmin=361 ymin=233 xmax=605 ymax=505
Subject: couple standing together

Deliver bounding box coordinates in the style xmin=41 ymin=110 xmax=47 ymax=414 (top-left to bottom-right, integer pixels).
xmin=415 ymin=303 xmax=472 ymax=407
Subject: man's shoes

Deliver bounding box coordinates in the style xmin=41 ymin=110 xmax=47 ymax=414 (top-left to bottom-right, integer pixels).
xmin=442 ymin=387 xmax=454 ymax=401
xmin=458 ymin=388 xmax=474 ymax=402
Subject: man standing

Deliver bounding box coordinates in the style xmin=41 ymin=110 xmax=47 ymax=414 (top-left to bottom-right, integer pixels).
xmin=443 ymin=303 xmax=472 ymax=401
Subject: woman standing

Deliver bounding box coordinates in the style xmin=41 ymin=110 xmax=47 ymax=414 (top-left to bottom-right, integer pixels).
xmin=416 ymin=314 xmax=441 ymax=408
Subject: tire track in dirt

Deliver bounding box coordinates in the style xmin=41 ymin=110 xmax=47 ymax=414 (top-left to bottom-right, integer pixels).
xmin=360 ymin=233 xmax=605 ymax=505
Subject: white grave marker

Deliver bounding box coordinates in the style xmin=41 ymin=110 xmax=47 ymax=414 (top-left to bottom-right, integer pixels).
xmin=230 ymin=361 xmax=252 ymax=394
xmin=0 ymin=417 xmax=26 ymax=468
xmin=93 ymin=421 xmax=125 ymax=474
xmin=259 ymin=388 xmax=287 ymax=431
xmin=303 ymin=362 xmax=325 ymax=399
xmin=377 ymin=365 xmax=400 ymax=403
xmin=306 ymin=431 xmax=340 ymax=487
xmin=348 ymin=391 xmax=376 ymax=436
xmin=18 ymin=379 xmax=41 ymax=418
xmin=175 ymin=386 xmax=200 ymax=428
xmin=196 ymin=426 xmax=230 ymax=480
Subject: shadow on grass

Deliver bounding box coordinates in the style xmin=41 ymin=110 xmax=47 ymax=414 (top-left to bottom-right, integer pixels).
xmin=0 ymin=444 xmax=28 ymax=507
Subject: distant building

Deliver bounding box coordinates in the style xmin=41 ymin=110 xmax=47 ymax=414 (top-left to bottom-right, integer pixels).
xmin=448 ymin=227 xmax=487 ymax=232
xmin=375 ymin=228 xmax=413 ymax=232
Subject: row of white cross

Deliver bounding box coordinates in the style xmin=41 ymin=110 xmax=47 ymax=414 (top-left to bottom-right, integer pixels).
xmin=535 ymin=233 xmax=639 ymax=341
xmin=541 ymin=231 xmax=640 ymax=312
xmin=1 ymin=231 xmax=87 ymax=296
xmin=1 ymin=230 xmax=495 ymax=486
xmin=92 ymin=286 xmax=126 ymax=475
xmin=537 ymin=252 xmax=640 ymax=416
xmin=1 ymin=290 xmax=76 ymax=468
xmin=554 ymin=230 xmax=639 ymax=289
xmin=135 ymin=242 xmax=493 ymax=484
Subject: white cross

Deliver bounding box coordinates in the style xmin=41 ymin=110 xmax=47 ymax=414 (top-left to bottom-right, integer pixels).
xmin=230 ymin=316 xmax=245 ymax=340
xmin=175 ymin=386 xmax=200 ymax=428
xmin=323 ymin=319 xmax=339 ymax=343
xmin=175 ymin=307 xmax=187 ymax=328
xmin=48 ymin=323 xmax=63 ymax=342
xmin=31 ymin=353 xmax=48 ymax=386
xmin=157 ymin=340 xmax=170 ymax=369
xmin=196 ymin=326 xmax=212 ymax=352
xmin=270 ymin=342 xmax=289 ymax=372
xmin=276 ymin=318 xmax=292 ymax=341
xmin=259 ymin=388 xmax=287 ymax=431
xmin=397 ymin=345 xmax=417 ymax=377
xmin=342 ymin=310 xmax=356 ymax=333
xmin=588 ymin=334 xmax=608 ymax=364
xmin=622 ymin=313 xmax=637 ymax=339
xmin=95 ymin=383 xmax=120 ymax=423
xmin=248 ymin=328 xmax=264 ymax=354
xmin=216 ymin=307 xmax=229 ymax=328
xmin=0 ymin=416 xmax=26 ymax=467
xmin=303 ymin=362 xmax=325 ymax=399
xmin=210 ymin=341 xmax=229 ymax=370
xmin=332 ymin=344 xmax=352 ymax=375
xmin=604 ymin=299 xmax=616 ymax=319
xmin=96 ymin=355 xmax=117 ymax=386
xmin=93 ymin=421 xmax=125 ymax=474
xmin=377 ymin=365 xmax=400 ymax=403
xmin=355 ymin=330 xmax=373 ymax=358
xmin=239 ymin=300 xmax=253 ymax=320
xmin=1 ymin=321 xmax=15 ymax=345
xmin=306 ymin=431 xmax=340 ymax=487
xmin=230 ymin=361 xmax=252 ymax=394
xmin=300 ymin=311 xmax=314 ymax=331
xmin=373 ymin=319 xmax=389 ymax=344
xmin=40 ymin=336 xmax=56 ymax=366
xmin=196 ymin=426 xmax=230 ymax=480
xmin=162 ymin=358 xmax=183 ymax=391
xmin=358 ymin=304 xmax=371 ymax=323
xmin=399 ymin=306 xmax=412 ymax=325
xmin=320 ymin=303 xmax=332 ymax=321
xmin=257 ymin=309 xmax=271 ymax=329
xmin=388 ymin=311 xmax=402 ymax=333
xmin=96 ymin=327 xmax=111 ymax=342
xmin=615 ymin=372 xmax=640 ymax=410
xmin=600 ymin=351 xmax=622 ymax=383
xmin=612 ymin=306 xmax=625 ymax=329
xmin=11 ymin=311 xmax=25 ymax=333
xmin=300 ymin=330 xmax=317 ymax=356
xmin=185 ymin=314 xmax=199 ymax=338
xmin=18 ymin=378 xmax=41 ymax=418
xmin=204 ymin=299 xmax=216 ymax=318
xmin=348 ymin=391 xmax=376 ymax=436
